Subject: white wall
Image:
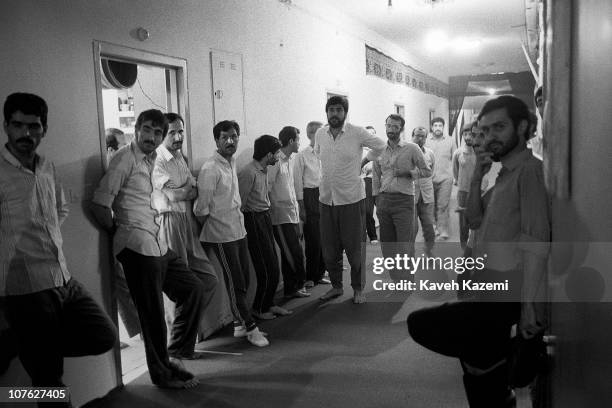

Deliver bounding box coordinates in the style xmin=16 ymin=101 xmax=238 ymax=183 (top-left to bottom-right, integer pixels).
xmin=0 ymin=0 xmax=447 ymax=404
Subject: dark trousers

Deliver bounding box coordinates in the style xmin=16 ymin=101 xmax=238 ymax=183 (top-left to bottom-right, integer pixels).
xmin=244 ymin=211 xmax=280 ymax=313
xmin=377 ymin=193 xmax=415 ymax=280
xmin=364 ymin=178 xmax=378 ymax=241
xmin=457 ymin=190 xmax=470 ymax=250
xmin=273 ymin=223 xmax=307 ymax=295
xmin=414 ymin=195 xmax=435 ymax=254
xmin=114 ymin=260 xmax=141 ymax=338
xmin=320 ymin=200 xmax=366 ymax=291
xmin=6 ymin=279 xmax=116 ymax=406
xmin=303 ymin=188 xmax=326 ymax=282
xmin=206 ymin=239 xmax=256 ymax=330
xmin=407 ymin=270 xmax=521 ymax=407
xmin=117 ymin=249 xmax=212 ymax=382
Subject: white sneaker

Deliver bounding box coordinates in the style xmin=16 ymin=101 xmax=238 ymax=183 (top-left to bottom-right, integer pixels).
xmin=233 ymin=325 xmax=247 ymax=338
xmin=247 ymin=327 xmax=270 ymax=347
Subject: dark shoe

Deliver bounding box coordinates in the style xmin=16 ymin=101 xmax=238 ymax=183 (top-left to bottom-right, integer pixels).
xmin=317 ymin=277 xmax=331 ymax=285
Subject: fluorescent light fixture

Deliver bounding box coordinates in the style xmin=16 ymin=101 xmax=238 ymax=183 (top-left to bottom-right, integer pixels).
xmin=424 ymin=30 xmax=481 ymax=54
xmin=424 ymin=30 xmax=448 ymax=53
xmin=487 ymin=88 xmax=496 ymax=95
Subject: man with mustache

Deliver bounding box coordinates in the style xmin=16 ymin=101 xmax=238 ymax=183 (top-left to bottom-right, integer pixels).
xmin=425 ymin=117 xmax=455 ymax=240
xmin=194 ymin=120 xmax=269 ymax=347
xmin=408 ymin=95 xmax=550 ymax=407
xmin=92 ymin=109 xmax=203 ymax=388
xmin=151 ymin=113 xmax=218 ymax=360
xmin=315 ymin=96 xmax=386 ymax=304
xmin=372 ymin=114 xmax=431 ymax=282
xmin=452 ymin=123 xmax=477 ymax=251
xmin=1 ymin=92 xmax=117 ymax=404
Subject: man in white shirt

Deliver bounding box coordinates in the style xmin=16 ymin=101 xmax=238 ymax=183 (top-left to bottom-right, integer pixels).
xmin=269 ymin=126 xmax=310 ymax=299
xmin=152 ymin=113 xmax=218 ymax=360
xmin=315 ymin=96 xmax=386 ymax=304
xmin=194 ymin=120 xmax=268 ymax=347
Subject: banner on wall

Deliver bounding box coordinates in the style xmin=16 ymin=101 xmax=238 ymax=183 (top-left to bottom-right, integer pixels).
xmin=365 ymin=44 xmax=448 ymax=98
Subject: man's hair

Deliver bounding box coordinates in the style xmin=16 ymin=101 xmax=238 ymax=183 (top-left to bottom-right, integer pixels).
xmin=279 ymin=126 xmax=299 ymax=147
xmin=213 ymin=120 xmax=240 ymax=140
xmin=135 ymin=109 xmax=169 ymax=137
xmin=534 ymin=86 xmax=543 ymax=104
xmin=253 ymin=135 xmax=282 ymax=160
xmin=412 ymin=126 xmax=428 ymax=136
xmin=4 ymin=93 xmax=48 ymax=129
xmin=326 ymin=95 xmax=349 ymax=113
xmin=478 ymin=95 xmax=531 ymax=138
xmin=105 ymin=128 xmax=123 ymax=149
xmin=306 ymin=121 xmax=323 ymax=137
xmin=365 ymin=125 xmax=376 ymax=132
xmin=386 ymin=114 xmax=405 ymax=131
xmin=164 ymin=112 xmax=184 ymax=126
xmin=431 ymin=117 xmax=445 ymax=127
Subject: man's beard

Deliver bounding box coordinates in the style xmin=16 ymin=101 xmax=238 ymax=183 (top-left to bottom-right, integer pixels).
xmin=328 ymin=116 xmax=345 ymax=129
xmin=488 ymin=133 xmax=518 ymax=162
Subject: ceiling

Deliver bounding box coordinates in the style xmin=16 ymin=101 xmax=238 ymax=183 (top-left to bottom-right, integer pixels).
xmin=325 ymin=0 xmax=531 ymax=81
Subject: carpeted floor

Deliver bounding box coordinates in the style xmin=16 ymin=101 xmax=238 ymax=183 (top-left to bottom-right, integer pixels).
xmin=85 ymin=188 xmax=529 ymax=408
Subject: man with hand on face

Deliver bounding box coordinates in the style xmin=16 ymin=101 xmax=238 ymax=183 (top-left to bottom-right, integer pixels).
xmin=408 ymin=95 xmax=550 ymax=407
xmin=452 ymin=123 xmax=477 ymax=251
xmin=372 ymin=114 xmax=431 ymax=282
xmin=315 ymin=96 xmax=386 ymax=304
xmin=411 ymin=126 xmax=436 ymax=257
xmin=151 ymin=113 xmax=218 ymax=360
xmin=92 ymin=109 xmax=202 ymax=389
xmin=238 ymin=135 xmax=292 ymax=320
xmin=194 ymin=120 xmax=269 ymax=347
xmin=269 ymin=126 xmax=310 ymax=300
xmin=1 ymin=93 xmax=116 ymax=404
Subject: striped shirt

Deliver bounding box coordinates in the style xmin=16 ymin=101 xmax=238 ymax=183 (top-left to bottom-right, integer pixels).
xmin=0 ymin=146 xmax=70 ymax=296
xmin=92 ymin=142 xmax=167 ymax=257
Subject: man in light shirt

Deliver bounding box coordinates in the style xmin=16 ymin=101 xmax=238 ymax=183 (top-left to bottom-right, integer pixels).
xmin=92 ymin=109 xmax=202 ymax=389
xmin=372 ymin=114 xmax=431 ymax=281
xmin=151 ymin=113 xmax=218 ymax=359
xmin=194 ymin=120 xmax=268 ymax=347
xmin=315 ymin=96 xmax=386 ymax=304
xmin=411 ymin=127 xmax=436 ymax=257
xmin=1 ymin=93 xmax=116 ymax=396
xmin=452 ymin=123 xmax=477 ymax=250
xmin=425 ymin=117 xmax=456 ymax=240
xmin=238 ymin=135 xmax=292 ymax=320
xmin=294 ymin=121 xmax=330 ymax=287
xmin=268 ymin=126 xmax=310 ymax=300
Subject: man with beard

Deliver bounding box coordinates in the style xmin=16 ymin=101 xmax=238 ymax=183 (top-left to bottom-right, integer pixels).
xmin=411 ymin=126 xmax=436 ymax=257
xmin=408 ymin=95 xmax=550 ymax=407
xmin=151 ymin=113 xmax=218 ymax=360
xmin=425 ymin=117 xmax=455 ymax=240
xmin=238 ymin=135 xmax=292 ymax=319
xmin=194 ymin=120 xmax=269 ymax=347
xmin=315 ymin=96 xmax=386 ymax=304
xmin=452 ymin=123 xmax=477 ymax=250
xmin=372 ymin=114 xmax=431 ymax=281
xmin=92 ymin=109 xmax=201 ymax=388
xmin=1 ymin=93 xmax=116 ymax=402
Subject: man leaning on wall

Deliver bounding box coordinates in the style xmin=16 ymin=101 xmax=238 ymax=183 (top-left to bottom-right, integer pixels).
xmin=1 ymin=93 xmax=117 ymax=407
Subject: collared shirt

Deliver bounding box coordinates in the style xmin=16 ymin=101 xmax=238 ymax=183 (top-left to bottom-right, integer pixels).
xmin=425 ymin=135 xmax=455 ymax=183
xmin=152 ymin=145 xmax=195 ymax=214
xmin=452 ymin=144 xmax=477 ymax=193
xmin=92 ymin=141 xmax=167 ymax=257
xmin=194 ymin=152 xmax=246 ymax=243
xmin=415 ymin=146 xmax=436 ymax=204
xmin=0 ymin=146 xmax=70 ymax=296
xmin=268 ymin=151 xmax=299 ymax=225
xmin=372 ymin=140 xmax=431 ymax=196
xmin=480 ymin=162 xmax=503 ymax=196
xmin=293 ymin=145 xmax=321 ymax=200
xmin=238 ymin=160 xmax=270 ymax=212
xmin=315 ymin=122 xmax=386 ymax=206
xmin=473 ymin=149 xmax=550 ymax=271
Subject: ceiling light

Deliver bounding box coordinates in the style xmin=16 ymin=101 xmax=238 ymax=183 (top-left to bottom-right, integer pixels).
xmin=424 ymin=30 xmax=448 ymax=53
xmin=487 ymin=88 xmax=496 ymax=95
xmin=452 ymin=38 xmax=482 ymax=53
